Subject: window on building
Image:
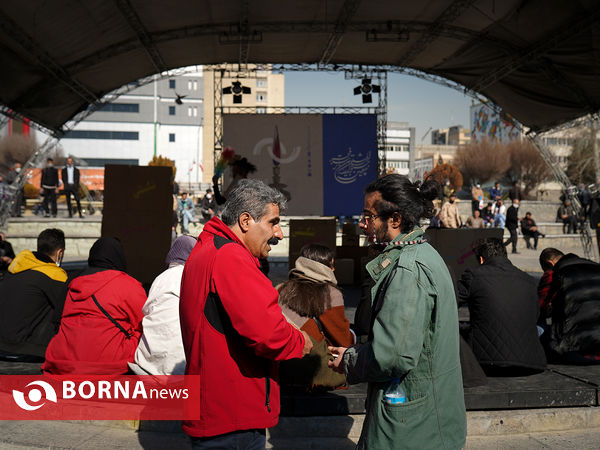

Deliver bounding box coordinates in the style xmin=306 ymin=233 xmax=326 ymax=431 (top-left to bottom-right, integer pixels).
xmin=169 ymin=106 xmax=176 ymax=115
xmin=63 ymin=130 xmax=139 ymax=140
xmin=169 ymin=133 xmax=175 ymax=142
xmin=256 ymin=92 xmax=267 ymax=103
xmin=187 ymin=106 xmax=198 ymax=117
xmin=257 ymin=78 xmax=267 ymax=88
xmin=256 ymin=107 xmax=267 ymax=114
xmin=193 ymin=106 xmax=198 ymax=117
xmin=169 ymin=79 xmax=176 ymax=89
xmin=98 ymin=103 xmax=139 ymax=113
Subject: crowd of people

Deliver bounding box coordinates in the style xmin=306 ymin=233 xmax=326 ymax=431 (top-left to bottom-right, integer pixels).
xmin=0 ymin=173 xmax=599 ymax=449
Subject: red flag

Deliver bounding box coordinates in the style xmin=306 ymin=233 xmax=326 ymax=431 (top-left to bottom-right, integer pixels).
xmin=272 ymin=126 xmax=281 ymax=166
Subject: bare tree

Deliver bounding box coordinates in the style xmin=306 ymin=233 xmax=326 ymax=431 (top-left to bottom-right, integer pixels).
xmin=0 ymin=134 xmax=37 ymax=173
xmin=506 ymin=140 xmax=552 ymax=198
xmin=453 ymin=138 xmax=511 ymax=186
xmin=427 ymin=163 xmax=463 ymax=193
xmin=566 ymin=137 xmax=596 ymax=185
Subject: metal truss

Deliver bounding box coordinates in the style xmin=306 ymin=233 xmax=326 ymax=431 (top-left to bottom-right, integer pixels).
xmin=318 ymin=0 xmax=362 ymax=66
xmin=0 ymin=134 xmax=60 ymax=231
xmin=113 ymin=0 xmax=167 ymax=73
xmin=528 ymin=133 xmax=596 ymax=261
xmin=0 ymin=66 xmax=202 ymax=229
xmin=397 ymin=0 xmax=478 ymax=67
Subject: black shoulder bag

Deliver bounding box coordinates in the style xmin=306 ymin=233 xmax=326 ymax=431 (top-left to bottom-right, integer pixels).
xmin=91 ymin=294 xmax=133 ymax=339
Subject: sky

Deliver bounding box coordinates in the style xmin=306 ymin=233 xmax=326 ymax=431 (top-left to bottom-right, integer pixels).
xmin=284 ymin=70 xmax=474 ymax=143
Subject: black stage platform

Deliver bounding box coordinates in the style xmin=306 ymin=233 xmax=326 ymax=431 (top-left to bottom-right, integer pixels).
xmin=280 ymin=365 xmax=600 ymax=415
xmin=0 ymin=362 xmax=599 ymax=414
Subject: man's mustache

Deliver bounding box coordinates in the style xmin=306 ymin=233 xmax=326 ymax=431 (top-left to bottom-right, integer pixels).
xmin=267 ymin=237 xmax=279 ymax=246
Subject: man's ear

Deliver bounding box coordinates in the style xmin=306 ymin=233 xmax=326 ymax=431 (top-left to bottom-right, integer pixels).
xmin=479 ymin=256 xmax=484 ymax=265
xmin=390 ymin=212 xmax=402 ymax=229
xmin=238 ymin=212 xmax=253 ymax=232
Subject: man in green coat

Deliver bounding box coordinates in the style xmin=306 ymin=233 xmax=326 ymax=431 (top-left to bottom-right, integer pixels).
xmin=329 ymin=174 xmax=466 ymax=449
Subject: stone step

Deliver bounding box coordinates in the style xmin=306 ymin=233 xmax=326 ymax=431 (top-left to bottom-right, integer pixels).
xmin=456 ymin=200 xmax=563 ymax=223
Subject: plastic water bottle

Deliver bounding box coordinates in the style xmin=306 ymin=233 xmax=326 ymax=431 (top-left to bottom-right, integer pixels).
xmin=384 ymin=378 xmax=406 ymax=405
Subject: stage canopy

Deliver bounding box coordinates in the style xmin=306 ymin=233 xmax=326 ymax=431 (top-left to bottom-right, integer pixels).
xmin=1 ymin=0 xmax=599 ymax=135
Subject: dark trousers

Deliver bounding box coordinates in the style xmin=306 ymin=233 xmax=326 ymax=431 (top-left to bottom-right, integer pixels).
xmin=504 ymin=227 xmax=518 ymax=252
xmin=10 ymin=190 xmax=24 ymax=217
xmin=42 ymin=188 xmax=57 ymax=216
xmin=64 ymin=184 xmax=82 ymax=217
xmin=190 ymin=429 xmax=266 ymax=450
xmin=523 ymin=231 xmax=542 ymax=249
xmin=562 ymin=216 xmax=577 ymax=234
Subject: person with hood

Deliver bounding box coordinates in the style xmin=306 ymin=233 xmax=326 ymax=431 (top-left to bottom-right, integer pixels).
xmin=279 ymin=243 xmax=354 ymax=348
xmin=0 ymin=228 xmax=67 ymax=361
xmin=133 ymin=235 xmax=196 ymax=375
xmin=42 ymin=237 xmax=146 ymax=375
xmin=278 ymin=243 xmax=354 ymax=390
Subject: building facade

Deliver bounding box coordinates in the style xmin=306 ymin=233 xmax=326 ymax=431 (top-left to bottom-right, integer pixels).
xmin=384 ymin=122 xmax=414 ymax=176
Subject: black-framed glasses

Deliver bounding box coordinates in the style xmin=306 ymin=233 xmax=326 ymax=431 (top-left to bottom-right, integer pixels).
xmin=359 ymin=214 xmax=381 ymax=224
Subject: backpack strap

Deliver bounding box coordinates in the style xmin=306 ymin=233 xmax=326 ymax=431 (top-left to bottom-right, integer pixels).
xmin=91 ymin=294 xmax=132 ymax=339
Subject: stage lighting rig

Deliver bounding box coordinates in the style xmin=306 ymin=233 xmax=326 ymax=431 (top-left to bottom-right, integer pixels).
xmin=354 ymin=78 xmax=380 ymax=103
xmin=223 ymin=80 xmax=251 ymax=104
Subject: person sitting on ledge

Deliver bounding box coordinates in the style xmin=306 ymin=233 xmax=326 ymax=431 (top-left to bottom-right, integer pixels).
xmin=538 ymin=248 xmax=600 ymax=364
xmin=0 ymin=228 xmax=67 ymax=362
xmin=458 ymin=238 xmax=546 ymax=376
xmin=277 ymin=243 xmax=354 ymax=390
xmin=43 ymin=237 xmax=146 ymax=375
xmin=520 ymin=211 xmax=545 ymax=250
xmin=465 ymin=209 xmax=484 ymax=229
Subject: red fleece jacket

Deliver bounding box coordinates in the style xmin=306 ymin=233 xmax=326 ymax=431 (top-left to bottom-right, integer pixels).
xmin=42 ymin=270 xmax=146 ymax=375
xmin=180 ymin=217 xmax=305 ymax=438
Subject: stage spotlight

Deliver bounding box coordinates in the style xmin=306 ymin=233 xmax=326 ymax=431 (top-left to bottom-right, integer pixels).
xmin=223 ymin=80 xmax=251 ymax=104
xmin=354 ymin=78 xmax=381 ymax=103
xmin=175 ymin=93 xmax=187 ymax=105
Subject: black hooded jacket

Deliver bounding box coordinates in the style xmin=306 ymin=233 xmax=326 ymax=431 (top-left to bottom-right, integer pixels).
xmin=550 ymin=253 xmax=600 ymax=356
xmin=458 ymin=256 xmax=546 ymax=372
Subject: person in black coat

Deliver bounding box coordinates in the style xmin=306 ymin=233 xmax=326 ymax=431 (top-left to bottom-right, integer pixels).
xmin=545 ymin=252 xmax=600 ymax=364
xmin=61 ymin=156 xmax=83 ymax=218
xmin=520 ymin=211 xmax=545 ymax=250
xmin=41 ymin=157 xmax=59 ymax=217
xmin=458 ymin=238 xmax=547 ymax=376
xmin=504 ymin=199 xmax=520 ymax=253
xmin=0 ymin=228 xmax=68 ymax=361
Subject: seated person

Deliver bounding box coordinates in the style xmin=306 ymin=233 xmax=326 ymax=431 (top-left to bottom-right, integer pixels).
xmin=0 ymin=232 xmax=15 ymax=272
xmin=539 ymin=249 xmax=600 ymax=364
xmin=133 ymin=235 xmax=196 ymax=375
xmin=278 ymin=244 xmax=354 ymax=388
xmin=557 ymin=200 xmax=578 ymax=234
xmin=43 ymin=237 xmax=146 ymax=374
xmin=465 ymin=209 xmax=484 ymax=229
xmin=520 ymin=211 xmax=545 ymax=250
xmin=537 ymin=248 xmax=564 ymax=323
xmin=481 ymin=202 xmax=495 ymax=227
xmin=0 ymin=229 xmax=67 ymax=362
xmin=458 ymin=238 xmax=546 ymax=376
xmin=493 ymin=199 xmax=506 ymax=228
xmin=199 ymin=188 xmax=216 ymax=222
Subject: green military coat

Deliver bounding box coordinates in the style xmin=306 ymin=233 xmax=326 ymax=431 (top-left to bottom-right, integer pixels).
xmin=344 ymin=228 xmax=466 ymax=449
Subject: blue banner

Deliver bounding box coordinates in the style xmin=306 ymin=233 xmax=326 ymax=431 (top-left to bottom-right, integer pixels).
xmin=322 ymin=114 xmax=378 ymax=216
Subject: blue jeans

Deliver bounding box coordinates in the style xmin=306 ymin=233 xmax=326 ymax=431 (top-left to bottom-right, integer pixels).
xmin=190 ymin=429 xmax=266 ymax=449
xmin=494 ymin=214 xmax=505 ymax=228
xmin=181 ymin=209 xmax=194 ymax=232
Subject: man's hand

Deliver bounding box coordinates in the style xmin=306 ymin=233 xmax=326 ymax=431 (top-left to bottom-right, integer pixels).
xmin=300 ymin=331 xmax=313 ymax=356
xmin=327 ymin=346 xmax=348 ymax=374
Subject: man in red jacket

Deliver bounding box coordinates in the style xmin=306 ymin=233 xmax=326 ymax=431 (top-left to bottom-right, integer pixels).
xmin=180 ymin=179 xmax=312 ymax=449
